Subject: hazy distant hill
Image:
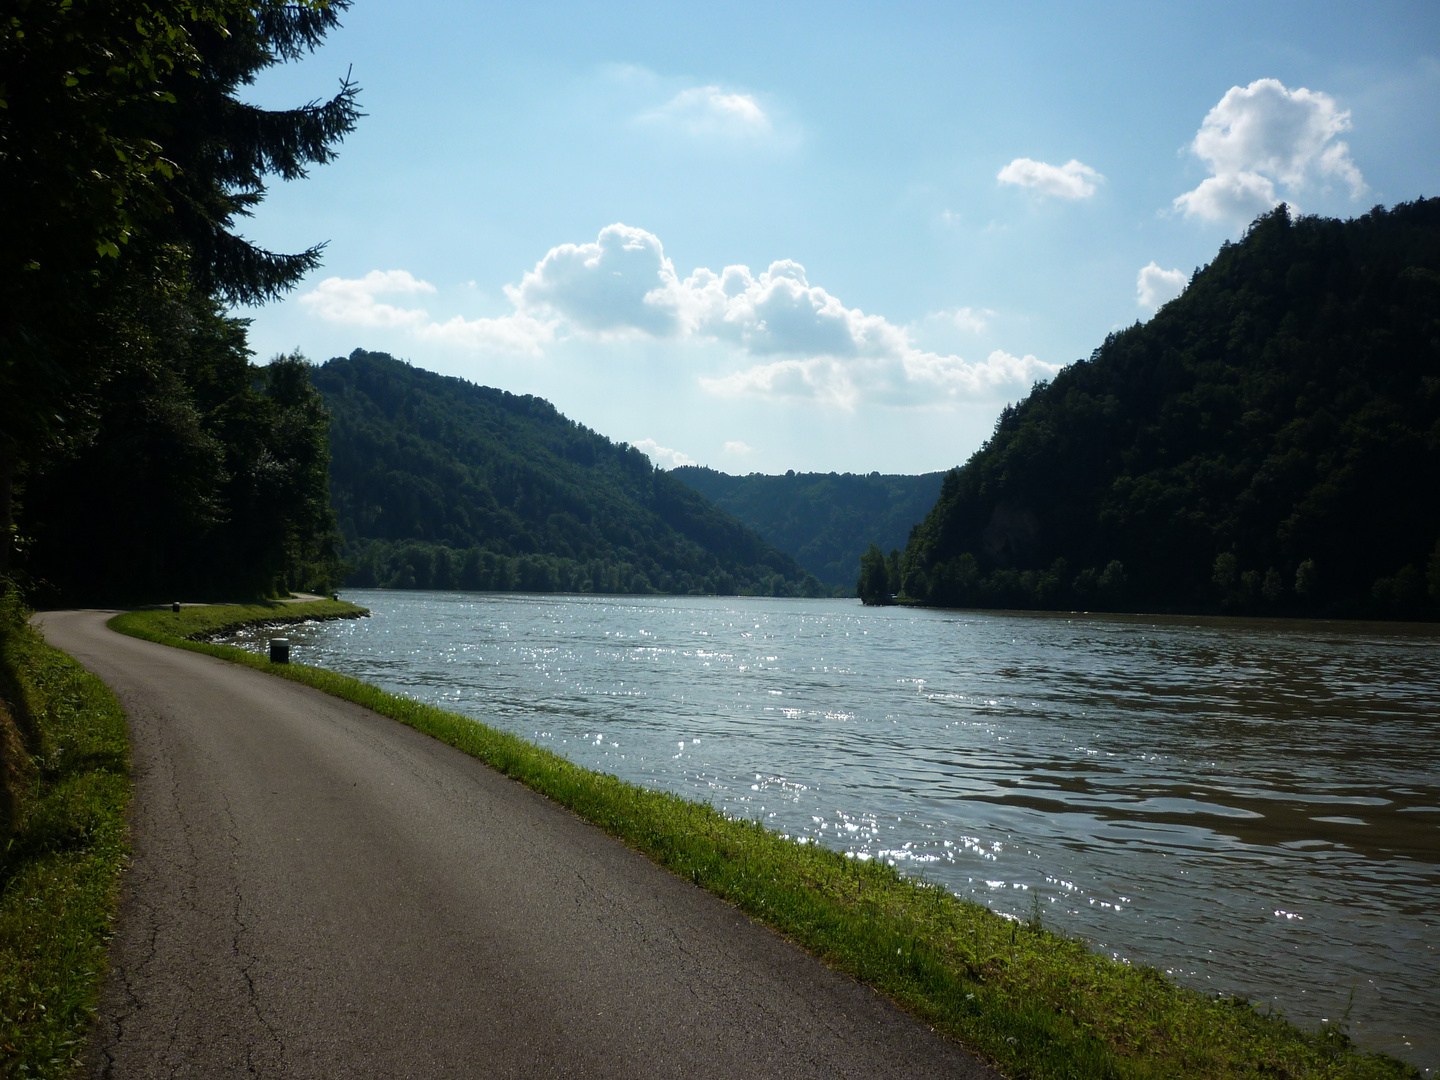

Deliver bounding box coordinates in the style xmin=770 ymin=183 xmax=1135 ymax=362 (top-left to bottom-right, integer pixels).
xmin=314 ymin=351 xmax=820 ymax=595
xmin=895 ymin=201 xmax=1440 ymax=619
xmin=672 ymin=467 xmax=945 ymax=590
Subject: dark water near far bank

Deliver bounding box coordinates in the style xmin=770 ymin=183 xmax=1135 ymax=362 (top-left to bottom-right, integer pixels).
xmin=228 ymin=592 xmax=1439 ymax=1071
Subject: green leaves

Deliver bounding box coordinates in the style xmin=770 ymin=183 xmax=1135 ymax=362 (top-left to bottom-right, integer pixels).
xmin=3 ymin=0 xmax=359 ymax=585
xmin=901 ymin=201 xmax=1440 ymax=620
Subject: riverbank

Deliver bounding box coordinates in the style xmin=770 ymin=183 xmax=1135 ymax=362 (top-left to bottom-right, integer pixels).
xmin=110 ymin=602 xmax=1422 ymax=1080
xmin=141 ymin=597 xmax=370 ymax=642
xmin=0 ymin=593 xmax=130 ymax=1079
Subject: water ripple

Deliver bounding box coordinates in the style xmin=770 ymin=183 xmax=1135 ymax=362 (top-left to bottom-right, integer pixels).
xmin=224 ymin=592 xmax=1439 ymax=1073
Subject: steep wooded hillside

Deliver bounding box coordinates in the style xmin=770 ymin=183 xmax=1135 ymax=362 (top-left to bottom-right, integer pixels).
xmin=315 ymin=351 xmax=819 ymax=595
xmin=673 ymin=467 xmax=944 ymax=590
xmin=896 ymin=202 xmax=1440 ymax=619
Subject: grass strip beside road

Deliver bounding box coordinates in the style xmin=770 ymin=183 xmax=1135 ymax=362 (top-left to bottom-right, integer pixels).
xmin=111 ymin=604 xmax=1420 ymax=1080
xmin=1 ymin=596 xmax=130 ymax=1080
xmin=151 ymin=598 xmax=370 ymax=640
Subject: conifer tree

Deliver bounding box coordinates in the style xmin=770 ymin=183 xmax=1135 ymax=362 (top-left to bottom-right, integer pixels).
xmin=0 ymin=0 xmax=359 ymax=573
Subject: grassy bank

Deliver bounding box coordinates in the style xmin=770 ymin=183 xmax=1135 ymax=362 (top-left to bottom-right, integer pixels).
xmin=148 ymin=598 xmax=370 ymax=641
xmin=111 ymin=604 xmax=1419 ymax=1080
xmin=0 ymin=594 xmax=130 ymax=1079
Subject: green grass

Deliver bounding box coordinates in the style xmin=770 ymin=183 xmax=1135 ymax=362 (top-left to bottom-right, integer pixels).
xmin=110 ymin=603 xmax=1420 ymax=1080
xmin=139 ymin=598 xmax=370 ymax=640
xmin=0 ymin=597 xmax=130 ymax=1080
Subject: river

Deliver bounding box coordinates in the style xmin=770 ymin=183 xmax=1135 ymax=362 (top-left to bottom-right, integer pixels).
xmin=228 ymin=590 xmax=1439 ymax=1071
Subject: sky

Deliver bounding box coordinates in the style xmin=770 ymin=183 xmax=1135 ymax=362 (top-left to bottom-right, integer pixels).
xmin=237 ymin=0 xmax=1440 ymax=475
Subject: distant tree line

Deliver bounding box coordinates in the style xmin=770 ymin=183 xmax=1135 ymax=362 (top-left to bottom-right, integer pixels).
xmin=316 ymin=351 xmax=824 ymax=597
xmin=865 ymin=203 xmax=1440 ymax=620
xmin=346 ymin=539 xmax=824 ymax=597
xmin=673 ymin=466 xmax=944 ymax=591
xmin=2 ymin=2 xmax=358 ymax=602
xmin=859 ymin=539 xmax=1131 ymax=611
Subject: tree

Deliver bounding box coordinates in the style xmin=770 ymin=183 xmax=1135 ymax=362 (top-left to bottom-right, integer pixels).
xmin=897 ymin=202 xmax=1440 ymax=619
xmin=885 ymin=548 xmax=902 ymax=595
xmin=1 ymin=0 xmax=359 ymax=574
xmin=223 ymin=353 xmax=341 ymax=595
xmin=21 ymin=300 xmax=343 ymax=601
xmin=857 ymin=543 xmax=891 ymax=605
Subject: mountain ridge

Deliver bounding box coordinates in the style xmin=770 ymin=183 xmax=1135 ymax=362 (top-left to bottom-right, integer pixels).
xmin=314 ymin=350 xmax=822 ymax=596
xmin=890 ymin=201 xmax=1440 ymax=619
xmin=672 ymin=466 xmax=945 ymax=590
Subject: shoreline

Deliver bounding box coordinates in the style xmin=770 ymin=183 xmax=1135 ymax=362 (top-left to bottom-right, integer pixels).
xmin=102 ymin=600 xmax=1426 ymax=1080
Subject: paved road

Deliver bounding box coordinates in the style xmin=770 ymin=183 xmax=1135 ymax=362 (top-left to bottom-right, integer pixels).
xmin=37 ymin=610 xmax=997 ymax=1079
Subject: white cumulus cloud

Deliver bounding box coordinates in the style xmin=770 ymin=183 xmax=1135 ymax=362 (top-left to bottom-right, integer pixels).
xmin=633 ymin=439 xmax=694 ymax=469
xmin=997 ymin=158 xmax=1103 ymax=199
xmin=639 ymin=86 xmax=771 ymax=138
xmin=700 ymin=349 xmax=1054 ymax=410
xmin=1173 ymin=171 xmax=1279 ymax=222
xmin=504 ymin=225 xmax=1056 ymax=405
xmin=679 ymin=260 xmax=911 ymax=359
xmin=1137 ymin=263 xmax=1188 ymax=309
xmin=302 ymin=225 xmax=1059 ymax=408
xmin=510 ymin=224 xmax=682 ymax=336
xmin=723 ymin=441 xmax=752 ymax=455
xmin=1174 ymin=78 xmax=1365 ymax=223
xmin=300 ymin=270 xmax=435 ymax=328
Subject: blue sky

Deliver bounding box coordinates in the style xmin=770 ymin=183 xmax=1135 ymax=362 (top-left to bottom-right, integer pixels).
xmin=239 ymin=0 xmax=1440 ymax=475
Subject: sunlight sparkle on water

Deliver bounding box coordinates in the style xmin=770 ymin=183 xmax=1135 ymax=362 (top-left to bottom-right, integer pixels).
xmin=225 ymin=591 xmax=1440 ymax=1074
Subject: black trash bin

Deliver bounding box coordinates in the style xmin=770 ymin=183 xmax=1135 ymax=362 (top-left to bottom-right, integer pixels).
xmin=269 ymin=638 xmax=290 ymax=664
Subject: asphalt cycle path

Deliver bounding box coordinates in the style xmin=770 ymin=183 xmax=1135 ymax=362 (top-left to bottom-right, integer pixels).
xmin=37 ymin=610 xmax=998 ymax=1080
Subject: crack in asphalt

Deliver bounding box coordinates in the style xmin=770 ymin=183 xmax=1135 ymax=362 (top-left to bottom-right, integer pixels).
xmin=220 ymin=790 xmax=287 ymax=1077
xmin=39 ymin=611 xmax=997 ymax=1080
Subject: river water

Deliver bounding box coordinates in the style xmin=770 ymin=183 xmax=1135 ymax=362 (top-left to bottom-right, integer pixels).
xmin=232 ymin=590 xmax=1438 ymax=1071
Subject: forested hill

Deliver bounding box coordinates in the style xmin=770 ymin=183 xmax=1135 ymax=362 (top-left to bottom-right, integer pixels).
xmin=894 ymin=201 xmax=1440 ymax=619
xmin=672 ymin=467 xmax=945 ymax=589
xmin=314 ymin=351 xmax=820 ymax=595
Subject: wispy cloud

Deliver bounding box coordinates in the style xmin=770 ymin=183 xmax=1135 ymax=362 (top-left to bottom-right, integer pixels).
xmin=301 ymin=270 xmax=552 ymax=356
xmin=638 ymin=85 xmax=772 ymax=139
xmin=926 ymin=306 xmax=993 ymax=333
xmin=633 ymin=438 xmax=694 ymax=469
xmin=997 ymin=158 xmax=1103 ymax=199
xmin=1174 ymin=78 xmax=1365 ymax=223
xmin=416 ymin=312 xmax=554 ymax=356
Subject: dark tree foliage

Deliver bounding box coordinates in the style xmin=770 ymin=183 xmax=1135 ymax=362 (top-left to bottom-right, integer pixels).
xmin=0 ymin=0 xmax=357 ymax=302
xmin=317 ymin=351 xmax=821 ymax=597
xmin=0 ymin=0 xmax=358 ymax=574
xmin=672 ymin=466 xmax=945 ymax=590
xmin=151 ymin=2 xmax=361 ymax=305
xmin=21 ymin=294 xmax=342 ymax=603
xmin=897 ymin=202 xmax=1440 ymax=619
xmin=855 ymin=544 xmax=891 ymax=605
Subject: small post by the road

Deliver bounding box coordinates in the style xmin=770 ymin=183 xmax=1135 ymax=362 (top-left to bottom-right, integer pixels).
xmin=172 ymin=601 xmax=180 ymax=613
xmin=269 ymin=638 xmax=290 ymax=664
